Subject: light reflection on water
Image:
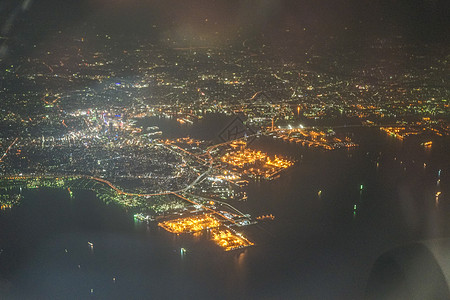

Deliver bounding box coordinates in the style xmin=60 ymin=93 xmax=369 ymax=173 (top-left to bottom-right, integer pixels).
xmin=0 ymin=118 xmax=449 ymax=299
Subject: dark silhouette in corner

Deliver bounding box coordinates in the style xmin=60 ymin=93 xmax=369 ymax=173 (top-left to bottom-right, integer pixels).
xmin=366 ymin=239 xmax=450 ymax=299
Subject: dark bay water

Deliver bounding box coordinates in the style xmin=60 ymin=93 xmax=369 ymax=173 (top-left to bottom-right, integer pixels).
xmin=1 ymin=117 xmax=449 ymax=299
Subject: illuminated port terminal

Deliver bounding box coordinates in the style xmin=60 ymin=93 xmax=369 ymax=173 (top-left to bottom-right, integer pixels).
xmin=219 ymin=141 xmax=293 ymax=179
xmin=269 ymin=127 xmax=358 ymax=150
xmin=380 ymin=126 xmax=415 ymax=140
xmin=256 ymin=214 xmax=275 ymax=221
xmin=158 ymin=213 xmax=254 ymax=251
xmin=210 ymin=227 xmax=254 ymax=251
xmin=158 ymin=214 xmax=221 ymax=233
xmin=380 ymin=123 xmax=446 ymax=141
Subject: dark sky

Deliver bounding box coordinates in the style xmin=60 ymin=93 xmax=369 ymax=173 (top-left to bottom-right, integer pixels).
xmin=1 ymin=0 xmax=449 ymax=51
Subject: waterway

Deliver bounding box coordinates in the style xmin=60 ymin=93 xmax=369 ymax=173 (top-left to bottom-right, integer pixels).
xmin=0 ymin=115 xmax=449 ymax=299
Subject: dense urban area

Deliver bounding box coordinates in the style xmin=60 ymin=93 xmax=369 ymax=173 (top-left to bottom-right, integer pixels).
xmin=0 ymin=0 xmax=449 ymax=297
xmin=0 ymin=30 xmax=449 ymax=252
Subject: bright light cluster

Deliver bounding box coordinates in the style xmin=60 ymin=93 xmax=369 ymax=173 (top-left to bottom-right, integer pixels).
xmin=220 ymin=145 xmax=293 ymax=179
xmin=266 ymin=156 xmax=293 ymax=168
xmin=158 ymin=214 xmax=220 ymax=233
xmin=380 ymin=126 xmax=421 ymax=140
xmin=221 ymin=148 xmax=267 ymax=167
xmin=274 ymin=128 xmax=357 ymax=150
xmin=210 ymin=228 xmax=254 ymax=251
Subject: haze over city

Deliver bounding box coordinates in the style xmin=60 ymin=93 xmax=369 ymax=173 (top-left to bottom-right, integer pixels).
xmin=0 ymin=0 xmax=449 ymax=299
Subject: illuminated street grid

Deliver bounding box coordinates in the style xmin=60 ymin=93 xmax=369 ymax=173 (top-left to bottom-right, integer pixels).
xmin=158 ymin=214 xmax=221 ymax=233
xmin=210 ymin=228 xmax=254 ymax=251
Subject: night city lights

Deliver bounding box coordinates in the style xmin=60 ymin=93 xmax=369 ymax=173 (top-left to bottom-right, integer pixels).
xmin=0 ymin=0 xmax=449 ymax=298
